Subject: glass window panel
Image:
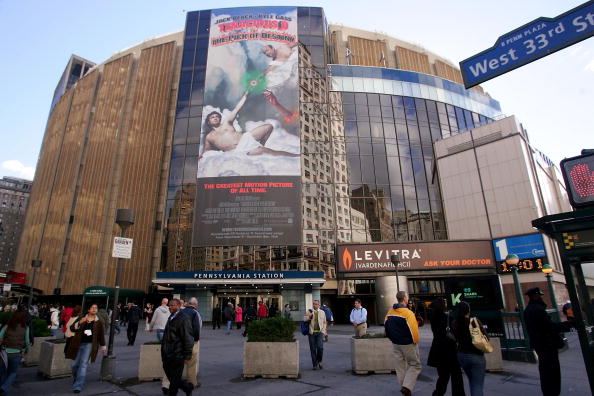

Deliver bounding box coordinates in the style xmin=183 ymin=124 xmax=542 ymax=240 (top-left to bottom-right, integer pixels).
xmin=368 ymin=106 xmax=381 ymax=117
xmin=360 ymin=156 xmax=375 ymax=183
xmin=187 ymin=117 xmax=201 ymax=144
xmin=347 ymin=156 xmax=361 ymax=183
xmin=396 ymin=123 xmax=408 ymax=140
xmin=370 ymin=123 xmax=383 ymax=138
xmin=383 ymin=123 xmax=396 ymax=139
xmin=186 ymin=144 xmax=200 ymax=157
xmin=408 ymin=125 xmax=420 ymax=142
xmin=358 ymin=139 xmax=372 ymax=155
xmin=355 ymin=93 xmax=367 ymax=105
xmin=346 ymin=142 xmax=359 ymax=155
xmin=400 ymin=157 xmax=414 ymax=186
xmin=189 ymin=105 xmax=203 ymax=117
xmin=168 ymin=157 xmax=184 ymax=186
xmin=357 ymin=121 xmax=370 ymax=137
xmin=178 ymin=83 xmax=191 ymax=102
xmin=386 ymin=142 xmax=399 ymax=157
xmin=343 ymin=104 xmax=356 ymax=120
xmin=419 ymin=126 xmax=432 ymax=143
xmin=374 ymin=156 xmax=390 ymax=184
xmin=173 ymin=119 xmax=188 ymax=145
xmin=403 ymin=97 xmax=415 ymax=108
xmin=355 ymin=104 xmax=368 ymax=117
xmin=345 ymin=121 xmax=357 ymax=137
xmin=171 ymin=145 xmax=185 ymax=158
xmin=380 ymin=94 xmax=392 ymax=106
xmin=381 ymin=106 xmax=393 ymax=119
xmin=342 ymin=92 xmax=355 ymax=104
xmin=182 ymin=158 xmax=198 ymax=183
xmin=464 ymin=109 xmax=475 ymax=129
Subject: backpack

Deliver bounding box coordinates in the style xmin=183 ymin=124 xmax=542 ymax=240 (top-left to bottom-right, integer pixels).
xmin=300 ymin=321 xmax=310 ymax=336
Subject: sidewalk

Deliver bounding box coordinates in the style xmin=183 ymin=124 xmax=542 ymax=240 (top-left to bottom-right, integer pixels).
xmin=11 ymin=324 xmax=590 ymax=395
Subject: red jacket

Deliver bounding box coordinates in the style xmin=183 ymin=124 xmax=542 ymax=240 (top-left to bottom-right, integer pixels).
xmin=60 ymin=307 xmax=73 ymax=333
xmin=257 ymin=303 xmax=268 ymax=318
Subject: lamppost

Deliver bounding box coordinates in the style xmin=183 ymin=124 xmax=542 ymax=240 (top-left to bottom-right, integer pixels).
xmin=101 ymin=209 xmax=134 ymax=380
xmin=390 ymin=254 xmax=401 ymax=292
xmin=542 ymin=263 xmax=561 ymax=322
xmin=506 ymin=253 xmax=530 ymax=344
xmin=27 ymin=259 xmax=42 ymax=307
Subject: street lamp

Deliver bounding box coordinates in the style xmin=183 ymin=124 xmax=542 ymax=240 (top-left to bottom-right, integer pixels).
xmin=101 ymin=209 xmax=134 ymax=380
xmin=27 ymin=259 xmax=42 ymax=307
xmin=542 ymin=263 xmax=561 ymax=322
xmin=505 ymin=254 xmax=530 ymax=344
xmin=390 ymin=254 xmax=401 ymax=292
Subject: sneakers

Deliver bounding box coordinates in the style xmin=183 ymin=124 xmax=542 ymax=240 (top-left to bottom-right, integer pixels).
xmin=318 ymin=362 xmax=323 ymax=369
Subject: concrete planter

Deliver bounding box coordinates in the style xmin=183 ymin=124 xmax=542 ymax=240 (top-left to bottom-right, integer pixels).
xmin=38 ymin=340 xmax=71 ymax=379
xmin=138 ymin=342 xmax=200 ymax=382
xmin=351 ymin=336 xmax=397 ymax=374
xmin=138 ymin=344 xmax=165 ymax=381
xmin=24 ymin=336 xmax=54 ymax=366
xmin=243 ymin=341 xmax=299 ymax=378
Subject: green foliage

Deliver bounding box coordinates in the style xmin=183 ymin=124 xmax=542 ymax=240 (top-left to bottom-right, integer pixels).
xmin=247 ymin=316 xmax=296 ymax=342
xmin=32 ymin=318 xmax=51 ymax=337
xmin=357 ymin=332 xmax=387 ymax=339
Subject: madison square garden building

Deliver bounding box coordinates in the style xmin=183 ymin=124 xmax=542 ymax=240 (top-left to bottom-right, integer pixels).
xmin=17 ymin=6 xmax=572 ymax=324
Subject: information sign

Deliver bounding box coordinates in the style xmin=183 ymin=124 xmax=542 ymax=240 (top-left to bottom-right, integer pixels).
xmin=112 ymin=237 xmax=133 ymax=259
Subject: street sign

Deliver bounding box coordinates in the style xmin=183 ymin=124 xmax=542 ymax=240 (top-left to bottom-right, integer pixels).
xmin=112 ymin=237 xmax=133 ymax=259
xmin=460 ymin=1 xmax=594 ymax=88
xmin=560 ymin=151 xmax=594 ymax=209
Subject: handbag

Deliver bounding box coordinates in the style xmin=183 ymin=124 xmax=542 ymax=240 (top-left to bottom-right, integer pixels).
xmin=445 ymin=314 xmax=457 ymax=344
xmin=469 ymin=317 xmax=493 ymax=353
xmin=300 ymin=321 xmax=310 ymax=336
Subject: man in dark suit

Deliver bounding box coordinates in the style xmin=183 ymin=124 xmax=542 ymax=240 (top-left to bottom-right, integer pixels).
xmin=524 ymin=287 xmax=572 ymax=396
xmin=126 ymin=302 xmax=142 ymax=346
xmin=161 ymin=299 xmax=194 ymax=396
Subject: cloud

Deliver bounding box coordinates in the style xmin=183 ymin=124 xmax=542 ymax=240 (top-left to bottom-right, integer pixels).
xmin=1 ymin=160 xmax=35 ymax=180
xmin=585 ymin=59 xmax=594 ymax=73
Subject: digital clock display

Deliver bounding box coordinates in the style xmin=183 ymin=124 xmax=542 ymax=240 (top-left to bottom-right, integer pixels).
xmin=561 ymin=152 xmax=594 ymax=208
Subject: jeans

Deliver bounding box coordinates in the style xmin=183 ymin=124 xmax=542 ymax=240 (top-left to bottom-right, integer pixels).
xmin=51 ymin=328 xmax=61 ymax=338
xmin=127 ymin=322 xmax=139 ymax=345
xmin=156 ymin=329 xmax=165 ymax=341
xmin=226 ymin=320 xmax=233 ymax=334
xmin=72 ymin=342 xmax=93 ymax=391
xmin=457 ymin=353 xmax=486 ymax=396
xmin=307 ymin=332 xmax=324 ymax=367
xmin=1 ymin=352 xmax=22 ymax=392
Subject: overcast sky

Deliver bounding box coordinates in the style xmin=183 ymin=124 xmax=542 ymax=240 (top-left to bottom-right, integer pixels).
xmin=0 ymin=0 xmax=592 ymax=180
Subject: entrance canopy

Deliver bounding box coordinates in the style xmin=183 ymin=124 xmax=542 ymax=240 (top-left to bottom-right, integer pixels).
xmin=153 ymin=271 xmax=326 ymax=286
xmin=83 ymin=286 xmax=145 ymax=299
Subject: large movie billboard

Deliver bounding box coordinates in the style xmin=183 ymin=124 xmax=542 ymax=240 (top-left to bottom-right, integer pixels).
xmin=192 ymin=7 xmax=301 ymax=246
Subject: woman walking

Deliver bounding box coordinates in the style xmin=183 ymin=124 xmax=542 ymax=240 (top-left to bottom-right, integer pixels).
xmin=66 ymin=304 xmax=107 ymax=393
xmin=235 ymin=304 xmax=243 ymax=330
xmin=0 ymin=305 xmax=32 ymax=394
xmin=427 ymin=298 xmax=465 ymax=396
xmin=453 ymin=302 xmax=486 ymax=396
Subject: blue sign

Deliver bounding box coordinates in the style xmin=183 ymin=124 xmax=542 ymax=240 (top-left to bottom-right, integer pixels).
xmin=492 ymin=233 xmax=546 ymax=261
xmin=460 ymin=1 xmax=594 ymax=88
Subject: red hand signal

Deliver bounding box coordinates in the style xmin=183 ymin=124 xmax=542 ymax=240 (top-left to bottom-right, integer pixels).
xmin=569 ymin=163 xmax=594 ymax=198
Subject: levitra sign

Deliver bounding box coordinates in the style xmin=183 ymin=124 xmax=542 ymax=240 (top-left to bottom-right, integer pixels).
xmin=460 ymin=1 xmax=594 ymax=88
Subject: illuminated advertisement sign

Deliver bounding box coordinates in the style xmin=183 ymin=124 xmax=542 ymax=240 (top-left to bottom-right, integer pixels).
xmin=192 ymin=7 xmax=301 ymax=246
xmin=336 ymin=240 xmax=494 ymax=273
xmin=560 ymin=151 xmax=594 ymax=209
xmin=492 ymin=233 xmax=549 ymax=274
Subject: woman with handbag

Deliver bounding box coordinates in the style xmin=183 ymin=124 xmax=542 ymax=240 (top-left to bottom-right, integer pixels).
xmin=0 ymin=305 xmax=31 ymax=395
xmin=427 ymin=298 xmax=465 ymax=396
xmin=453 ymin=301 xmax=489 ymax=396
xmin=65 ymin=304 xmax=107 ymax=393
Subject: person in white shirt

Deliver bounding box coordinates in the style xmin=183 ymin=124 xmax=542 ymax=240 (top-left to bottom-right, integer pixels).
xmin=349 ymin=299 xmax=368 ymax=337
xmin=149 ymin=298 xmax=170 ymax=341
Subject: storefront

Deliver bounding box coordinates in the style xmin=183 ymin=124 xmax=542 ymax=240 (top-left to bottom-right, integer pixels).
xmin=152 ymin=271 xmax=325 ymax=321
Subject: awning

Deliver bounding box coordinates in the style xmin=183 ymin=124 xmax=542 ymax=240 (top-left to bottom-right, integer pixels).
xmin=152 ymin=270 xmax=326 ymax=286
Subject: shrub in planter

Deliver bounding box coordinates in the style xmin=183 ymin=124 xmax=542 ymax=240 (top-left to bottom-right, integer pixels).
xmin=246 ymin=317 xmax=296 ymax=342
xmin=244 ymin=317 xmax=298 ymax=378
xmin=32 ymin=317 xmax=52 ymax=337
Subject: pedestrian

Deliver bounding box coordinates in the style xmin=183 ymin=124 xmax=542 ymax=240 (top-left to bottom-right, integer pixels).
xmin=161 ymin=299 xmax=194 ymax=396
xmin=427 ymin=298 xmax=464 ymax=396
xmin=150 ymin=298 xmax=171 ymax=341
xmin=0 ymin=305 xmax=32 ymax=394
xmin=257 ymin=301 xmax=268 ymax=320
xmin=562 ymin=300 xmax=574 ymax=323
xmin=524 ymin=287 xmax=573 ymax=396
xmin=385 ymin=291 xmax=421 ymax=396
xmin=65 ymin=304 xmax=107 ymax=393
xmin=304 ymin=300 xmax=328 ymax=370
xmin=60 ymin=304 xmax=73 ymax=337
xmin=223 ymin=303 xmax=234 ymax=335
xmin=120 ymin=303 xmax=129 ymax=327
xmin=64 ymin=305 xmax=82 ymax=354
xmin=212 ymin=304 xmax=221 ymax=329
xmin=283 ymin=303 xmax=292 ymax=319
xmin=126 ymin=302 xmax=142 ymax=346
xmin=452 ymin=301 xmax=486 ymax=396
xmin=242 ymin=303 xmax=257 ymax=337
xmin=145 ymin=303 xmax=154 ymax=331
xmin=350 ymin=299 xmax=367 ymax=336
xmin=183 ymin=297 xmax=201 ymax=388
xmin=321 ymin=301 xmax=334 ymax=325
xmin=235 ymin=304 xmax=243 ymax=330
xmin=49 ymin=304 xmax=61 ymax=337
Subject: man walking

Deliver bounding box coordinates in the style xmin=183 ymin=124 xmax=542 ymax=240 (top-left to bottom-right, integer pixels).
xmin=242 ymin=303 xmax=257 ymax=337
xmin=524 ymin=287 xmax=572 ymax=396
xmin=304 ymin=300 xmax=328 ymax=370
xmin=223 ymin=303 xmax=234 ymax=335
xmin=350 ymin=299 xmax=367 ymax=337
xmin=212 ymin=304 xmax=221 ymax=329
xmin=126 ymin=302 xmax=142 ymax=346
xmin=385 ymin=291 xmax=421 ymax=396
xmin=161 ymin=299 xmax=193 ymax=396
xmin=150 ymin=298 xmax=170 ymax=341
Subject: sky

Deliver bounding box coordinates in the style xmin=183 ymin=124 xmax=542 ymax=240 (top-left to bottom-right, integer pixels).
xmin=0 ymin=0 xmax=592 ymax=181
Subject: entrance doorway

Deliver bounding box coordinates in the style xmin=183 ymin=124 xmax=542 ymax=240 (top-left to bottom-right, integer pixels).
xmin=216 ymin=294 xmax=282 ymax=317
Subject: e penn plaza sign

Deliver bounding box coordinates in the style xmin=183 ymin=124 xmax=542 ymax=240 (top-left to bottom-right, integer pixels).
xmin=460 ymin=1 xmax=594 ymax=88
xmin=337 ymin=240 xmax=494 ymax=273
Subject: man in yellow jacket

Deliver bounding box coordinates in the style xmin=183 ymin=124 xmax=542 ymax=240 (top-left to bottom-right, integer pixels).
xmin=384 ymin=291 xmax=421 ymax=396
